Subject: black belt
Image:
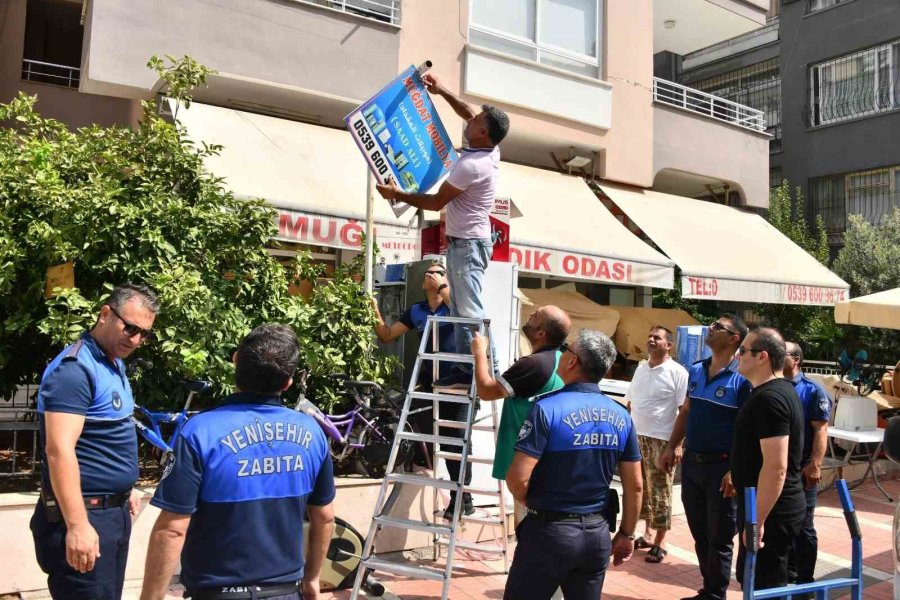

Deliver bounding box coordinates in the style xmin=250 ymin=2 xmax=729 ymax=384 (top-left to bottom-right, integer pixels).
xmin=186 ymin=582 xmax=300 ymax=600
xmin=83 ymin=490 xmax=131 ymax=510
xmin=527 ymin=508 xmax=605 ymax=523
xmin=685 ymin=450 xmax=730 ymax=464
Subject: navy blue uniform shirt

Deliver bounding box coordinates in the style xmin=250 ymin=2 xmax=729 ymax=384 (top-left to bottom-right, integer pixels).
xmin=515 ymin=382 xmax=641 ymax=514
xmin=790 ymin=373 xmax=832 ymax=465
xmin=398 ymin=300 xmax=455 ymax=383
xmin=685 ymin=358 xmax=752 ymax=454
xmin=151 ymin=392 xmax=335 ymax=590
xmin=37 ymin=333 xmax=138 ymax=495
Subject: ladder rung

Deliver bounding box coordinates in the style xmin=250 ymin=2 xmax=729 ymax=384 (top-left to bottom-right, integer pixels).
xmin=436 ymin=419 xmax=495 ymax=432
xmin=464 ymin=485 xmax=501 ymax=497
xmin=361 ymin=557 xmax=446 ymax=581
xmin=426 ymin=316 xmax=490 ymax=326
xmin=460 ymin=513 xmax=505 ymax=526
xmin=387 ymin=472 xmax=459 ymax=491
xmin=420 ymin=351 xmax=475 ymax=364
xmin=435 ymin=537 xmax=506 ymax=554
xmin=374 ymin=515 xmax=453 ymax=536
xmin=398 ymin=431 xmax=465 ymax=446
xmin=410 ymin=391 xmax=474 ymax=405
xmin=436 ymin=451 xmax=493 ymax=464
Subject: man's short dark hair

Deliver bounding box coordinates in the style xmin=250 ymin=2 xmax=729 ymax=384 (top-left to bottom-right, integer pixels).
xmin=650 ymin=325 xmax=673 ymax=344
xmin=542 ymin=313 xmax=569 ymax=346
xmin=106 ymin=283 xmax=159 ymax=314
xmin=720 ymin=312 xmax=748 ymax=345
xmin=235 ymin=324 xmax=300 ymax=395
xmin=786 ymin=341 xmax=804 ymax=363
xmin=754 ymin=327 xmax=786 ymax=373
xmin=482 ymin=105 xmax=510 ymax=145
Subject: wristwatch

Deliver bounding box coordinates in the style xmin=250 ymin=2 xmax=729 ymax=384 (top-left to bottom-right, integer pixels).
xmin=617 ymin=531 xmax=636 ymax=540
xmin=437 ymin=283 xmax=449 ymax=292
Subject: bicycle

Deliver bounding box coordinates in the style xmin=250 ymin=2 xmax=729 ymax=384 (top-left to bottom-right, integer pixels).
xmin=837 ymin=349 xmax=881 ymax=396
xmin=132 ymin=379 xmax=209 ymax=468
xmin=294 ymin=372 xmax=416 ymax=479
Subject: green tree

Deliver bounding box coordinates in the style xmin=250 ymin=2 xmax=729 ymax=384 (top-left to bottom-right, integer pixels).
xmin=0 ymin=56 xmax=392 ymax=410
xmin=754 ymin=181 xmax=836 ymax=357
xmin=832 ymin=208 xmax=900 ymax=364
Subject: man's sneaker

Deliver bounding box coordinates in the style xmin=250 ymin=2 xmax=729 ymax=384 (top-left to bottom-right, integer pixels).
xmin=442 ymin=499 xmax=476 ymax=520
xmin=433 ymin=369 xmax=473 ymax=390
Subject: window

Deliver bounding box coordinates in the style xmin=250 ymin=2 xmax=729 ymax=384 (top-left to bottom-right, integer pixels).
xmin=806 ymin=0 xmax=850 ymax=14
xmin=469 ymin=0 xmax=602 ymax=78
xmin=325 ymin=0 xmax=399 ymax=25
xmin=21 ymin=0 xmax=83 ymax=88
xmin=809 ymin=165 xmax=900 ymax=241
xmin=770 ymin=167 xmax=783 ymax=191
xmin=809 ymin=40 xmax=900 ymax=126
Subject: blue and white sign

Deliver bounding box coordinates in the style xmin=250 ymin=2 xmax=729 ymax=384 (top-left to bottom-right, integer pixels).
xmin=345 ymin=65 xmax=458 ymax=217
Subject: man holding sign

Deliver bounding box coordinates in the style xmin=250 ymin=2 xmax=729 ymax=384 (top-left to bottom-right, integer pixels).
xmin=377 ymin=73 xmax=510 ymax=388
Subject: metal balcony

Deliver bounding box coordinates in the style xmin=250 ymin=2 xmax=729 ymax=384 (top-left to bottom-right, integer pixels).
xmin=304 ymin=0 xmax=400 ymax=25
xmin=21 ymin=59 xmax=80 ymax=89
xmin=652 ymin=77 xmax=766 ymax=133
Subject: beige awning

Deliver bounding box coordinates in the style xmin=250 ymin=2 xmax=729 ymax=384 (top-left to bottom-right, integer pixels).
xmin=612 ymin=307 xmax=700 ymax=361
xmin=834 ymin=288 xmax=900 ymax=330
xmin=517 ymin=286 xmax=620 ymax=356
xmin=173 ymin=101 xmax=426 ymax=259
xmin=598 ymin=183 xmax=851 ymax=305
xmin=500 ymin=164 xmax=674 ymax=289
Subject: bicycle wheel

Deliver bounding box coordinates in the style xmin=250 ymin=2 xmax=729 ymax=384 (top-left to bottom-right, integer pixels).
xmin=359 ymin=417 xmax=415 ymax=479
xmin=303 ymin=516 xmax=363 ymax=590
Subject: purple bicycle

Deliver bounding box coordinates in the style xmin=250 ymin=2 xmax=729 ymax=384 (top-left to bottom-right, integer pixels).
xmin=295 ymin=372 xmax=416 ymax=478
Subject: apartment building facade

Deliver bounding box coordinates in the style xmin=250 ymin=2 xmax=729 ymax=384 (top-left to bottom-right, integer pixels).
xmin=675 ymin=0 xmax=900 ymax=252
xmin=2 ymin=0 xmax=848 ymax=307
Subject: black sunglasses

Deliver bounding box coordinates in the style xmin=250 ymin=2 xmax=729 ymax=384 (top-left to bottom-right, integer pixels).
xmin=737 ymin=346 xmax=763 ymax=356
xmin=559 ymin=342 xmax=579 ymax=359
xmin=109 ymin=305 xmax=155 ymax=340
xmin=425 ymin=269 xmax=446 ymax=276
xmin=710 ymin=321 xmax=737 ymax=336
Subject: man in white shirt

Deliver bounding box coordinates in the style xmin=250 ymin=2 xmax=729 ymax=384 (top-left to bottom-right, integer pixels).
xmin=625 ymin=325 xmax=688 ymax=563
xmin=376 ymin=72 xmax=510 ymax=388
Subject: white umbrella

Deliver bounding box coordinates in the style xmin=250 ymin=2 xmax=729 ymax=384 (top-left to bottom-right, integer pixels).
xmin=834 ymin=287 xmax=900 ymax=330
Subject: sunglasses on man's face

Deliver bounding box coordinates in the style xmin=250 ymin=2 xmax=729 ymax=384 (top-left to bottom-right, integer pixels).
xmin=109 ymin=305 xmax=155 ymax=341
xmin=426 ymin=270 xmax=446 ymax=276
xmin=710 ymin=321 xmax=737 ymax=335
xmin=559 ymin=342 xmax=579 ymax=360
xmin=737 ymin=345 xmax=763 ymax=356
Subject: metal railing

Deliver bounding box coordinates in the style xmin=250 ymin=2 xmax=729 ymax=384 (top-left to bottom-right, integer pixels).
xmin=21 ymin=59 xmax=80 ymax=88
xmin=306 ymin=0 xmax=400 ymax=25
xmin=805 ymin=0 xmax=853 ymax=14
xmin=652 ymin=77 xmax=767 ymax=132
xmin=0 ymin=384 xmax=40 ymax=478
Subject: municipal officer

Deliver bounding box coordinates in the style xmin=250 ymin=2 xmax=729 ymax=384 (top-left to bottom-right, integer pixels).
xmin=783 ymin=341 xmax=831 ymax=594
xmin=140 ymin=323 xmax=335 ymax=600
xmin=504 ymin=329 xmax=643 ymax=600
xmin=660 ymin=313 xmax=752 ymax=600
xmin=30 ymin=284 xmax=158 ymax=600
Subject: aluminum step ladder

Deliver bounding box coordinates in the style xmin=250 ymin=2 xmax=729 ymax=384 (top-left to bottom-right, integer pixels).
xmin=350 ymin=315 xmax=510 ymax=600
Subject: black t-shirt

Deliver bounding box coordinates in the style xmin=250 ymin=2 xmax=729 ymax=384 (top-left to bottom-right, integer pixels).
xmin=497 ymin=346 xmax=560 ymax=398
xmin=731 ymin=378 xmax=805 ymax=519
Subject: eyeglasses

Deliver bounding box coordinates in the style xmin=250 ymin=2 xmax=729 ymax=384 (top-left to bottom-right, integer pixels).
xmin=737 ymin=346 xmax=763 ymax=356
xmin=109 ymin=306 xmax=155 ymax=341
xmin=560 ymin=342 xmax=579 ymax=360
xmin=425 ymin=270 xmax=446 ymax=276
xmin=710 ymin=321 xmax=737 ymax=335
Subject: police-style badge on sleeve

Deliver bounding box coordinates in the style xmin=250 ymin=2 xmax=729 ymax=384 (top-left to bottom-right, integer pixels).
xmin=517 ymin=420 xmax=533 ymax=441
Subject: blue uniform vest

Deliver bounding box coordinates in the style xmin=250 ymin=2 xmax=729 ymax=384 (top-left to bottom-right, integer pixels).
xmin=685 ymin=358 xmax=751 ymax=454
xmin=790 ymin=372 xmax=832 ymax=464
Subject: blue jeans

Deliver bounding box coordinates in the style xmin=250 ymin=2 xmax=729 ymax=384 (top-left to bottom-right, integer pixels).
xmin=445 ymin=237 xmax=495 ymax=373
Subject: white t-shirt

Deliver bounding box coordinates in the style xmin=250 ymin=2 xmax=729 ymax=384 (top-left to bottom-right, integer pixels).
xmin=444 ymin=146 xmax=500 ymax=239
xmin=625 ymin=357 xmax=689 ymax=441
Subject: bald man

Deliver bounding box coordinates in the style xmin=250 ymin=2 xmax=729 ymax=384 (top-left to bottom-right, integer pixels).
xmin=472 ymin=305 xmax=571 ymax=524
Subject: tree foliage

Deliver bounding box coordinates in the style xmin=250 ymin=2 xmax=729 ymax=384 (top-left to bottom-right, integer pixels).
xmin=832 ymin=208 xmax=900 ymax=364
xmin=0 ymin=56 xmax=392 ymax=410
xmin=752 ymin=181 xmax=838 ymax=358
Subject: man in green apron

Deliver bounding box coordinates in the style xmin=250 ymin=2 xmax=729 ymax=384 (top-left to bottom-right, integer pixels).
xmin=472 ymin=305 xmax=570 ymax=524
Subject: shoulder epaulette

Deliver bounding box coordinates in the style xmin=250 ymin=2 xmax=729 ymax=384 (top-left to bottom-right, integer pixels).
xmin=62 ymin=339 xmax=86 ymax=361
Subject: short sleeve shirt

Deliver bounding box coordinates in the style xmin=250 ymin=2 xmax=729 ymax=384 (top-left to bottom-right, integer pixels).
xmin=625 ymin=358 xmax=689 ymax=441
xmin=151 ymin=393 xmax=336 ymax=590
xmin=37 ymin=333 xmax=138 ymax=495
xmin=444 ymin=147 xmax=500 ymax=239
xmin=731 ymin=378 xmax=805 ymax=520
xmin=685 ymin=358 xmax=752 ymax=454
xmin=514 ymin=382 xmax=641 ymax=514
xmin=492 ymin=347 xmax=563 ymax=480
xmin=790 ymin=373 xmax=832 ymax=465
xmin=398 ymin=300 xmax=455 ymax=384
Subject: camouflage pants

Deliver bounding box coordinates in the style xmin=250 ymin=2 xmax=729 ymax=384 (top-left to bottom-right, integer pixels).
xmin=638 ymin=435 xmax=674 ymax=531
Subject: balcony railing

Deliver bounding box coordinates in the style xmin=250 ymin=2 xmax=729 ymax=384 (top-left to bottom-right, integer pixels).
xmin=303 ymin=0 xmax=400 ymax=25
xmin=21 ymin=59 xmax=80 ymax=88
xmin=652 ymin=77 xmax=767 ymax=132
